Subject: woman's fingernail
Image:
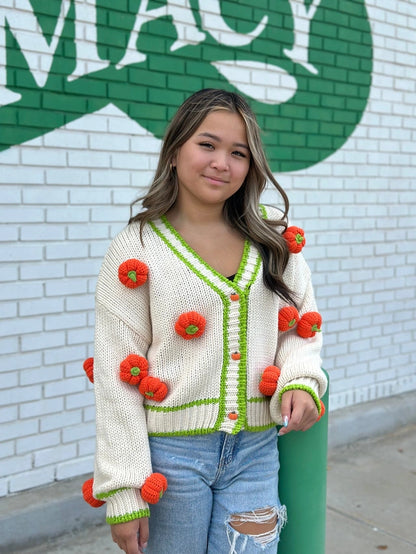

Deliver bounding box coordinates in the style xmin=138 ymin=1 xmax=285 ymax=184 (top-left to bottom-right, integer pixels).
xmin=283 ymin=416 xmax=289 ymax=427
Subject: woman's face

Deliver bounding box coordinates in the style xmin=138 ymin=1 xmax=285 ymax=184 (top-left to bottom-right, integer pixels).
xmin=173 ymin=110 xmax=251 ymax=211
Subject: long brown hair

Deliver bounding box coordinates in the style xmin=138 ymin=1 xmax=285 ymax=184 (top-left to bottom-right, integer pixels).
xmin=130 ymin=89 xmax=296 ymax=304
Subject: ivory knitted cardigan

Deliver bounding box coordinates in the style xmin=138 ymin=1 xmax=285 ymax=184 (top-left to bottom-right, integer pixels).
xmin=93 ymin=206 xmax=327 ymax=524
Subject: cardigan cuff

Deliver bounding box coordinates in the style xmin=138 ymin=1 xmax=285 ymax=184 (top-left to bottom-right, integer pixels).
xmin=279 ymin=377 xmax=321 ymax=414
xmin=104 ymin=488 xmax=150 ymax=525
xmin=269 ymin=377 xmax=322 ymax=425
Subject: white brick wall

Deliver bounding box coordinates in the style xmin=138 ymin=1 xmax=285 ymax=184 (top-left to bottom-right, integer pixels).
xmin=0 ymin=0 xmax=415 ymax=497
xmin=263 ymin=0 xmax=416 ymax=410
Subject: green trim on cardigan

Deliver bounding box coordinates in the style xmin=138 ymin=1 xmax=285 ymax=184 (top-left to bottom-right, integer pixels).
xmin=160 ymin=215 xmax=250 ymax=291
xmin=148 ymin=427 xmax=218 ymax=437
xmin=232 ymin=292 xmax=247 ymax=433
xmin=144 ymin=397 xmax=219 ymax=413
xmin=279 ymin=384 xmax=322 ymax=414
xmin=148 ymin=422 xmax=276 ymax=436
xmin=233 ymin=238 xmax=251 ymax=286
xmin=247 ymin=396 xmax=268 ymax=403
xmin=106 ymin=508 xmax=150 ymax=525
xmin=150 ymin=220 xmax=233 ymax=292
xmin=236 ymin=254 xmax=262 ymax=432
xmin=259 ymin=204 xmax=268 ymax=219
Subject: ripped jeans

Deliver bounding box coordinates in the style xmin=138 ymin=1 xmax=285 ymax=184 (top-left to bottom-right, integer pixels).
xmin=145 ymin=427 xmax=286 ymax=553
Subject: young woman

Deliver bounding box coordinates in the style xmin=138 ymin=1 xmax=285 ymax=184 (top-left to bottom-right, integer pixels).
xmin=92 ymin=89 xmax=327 ymax=554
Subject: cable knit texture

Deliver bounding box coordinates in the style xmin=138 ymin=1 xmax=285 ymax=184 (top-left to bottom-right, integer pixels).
xmin=93 ymin=205 xmax=327 ymax=523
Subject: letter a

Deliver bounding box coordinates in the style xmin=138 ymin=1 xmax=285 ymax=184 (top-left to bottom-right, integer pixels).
xmin=117 ymin=0 xmax=205 ymax=69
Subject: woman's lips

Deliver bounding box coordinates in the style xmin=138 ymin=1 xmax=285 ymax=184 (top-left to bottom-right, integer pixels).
xmin=203 ymin=174 xmax=227 ymax=184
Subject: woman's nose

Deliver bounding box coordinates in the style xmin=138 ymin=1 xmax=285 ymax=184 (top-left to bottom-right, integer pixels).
xmin=210 ymin=152 xmax=229 ymax=170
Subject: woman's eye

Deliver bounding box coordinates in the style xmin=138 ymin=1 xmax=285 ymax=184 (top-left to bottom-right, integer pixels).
xmin=233 ymin=150 xmax=247 ymax=158
xmin=200 ymin=142 xmax=214 ymax=149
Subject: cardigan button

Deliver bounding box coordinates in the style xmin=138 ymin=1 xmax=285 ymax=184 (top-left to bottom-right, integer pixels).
xmin=228 ymin=412 xmax=238 ymax=420
xmin=230 ymin=293 xmax=240 ymax=301
xmin=231 ymin=352 xmax=241 ymax=361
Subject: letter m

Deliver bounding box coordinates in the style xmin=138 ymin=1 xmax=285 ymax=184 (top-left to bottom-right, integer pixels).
xmin=0 ymin=0 xmax=71 ymax=106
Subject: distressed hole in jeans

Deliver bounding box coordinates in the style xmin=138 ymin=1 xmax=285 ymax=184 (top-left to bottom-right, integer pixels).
xmin=226 ymin=505 xmax=287 ymax=552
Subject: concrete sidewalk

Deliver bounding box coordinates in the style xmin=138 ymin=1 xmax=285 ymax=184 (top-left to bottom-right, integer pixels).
xmin=6 ymin=421 xmax=415 ymax=554
xmin=326 ymin=422 xmax=416 ymax=553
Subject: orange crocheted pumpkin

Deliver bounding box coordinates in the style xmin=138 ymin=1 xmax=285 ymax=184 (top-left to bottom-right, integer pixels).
xmin=316 ymin=400 xmax=326 ymax=422
xmin=316 ymin=400 xmax=325 ymax=421
xmin=278 ymin=306 xmax=300 ymax=332
xmin=259 ymin=365 xmax=281 ymax=396
xmin=283 ymin=226 xmax=306 ymax=254
xmin=139 ymin=376 xmax=168 ymax=402
xmin=141 ymin=473 xmax=168 ymax=504
xmin=175 ymin=311 xmax=206 ymax=340
xmin=82 ymin=478 xmax=105 ymax=508
xmin=120 ymin=354 xmax=149 ymax=385
xmin=118 ymin=259 xmax=148 ymax=289
xmin=297 ymin=312 xmax=322 ymax=338
xmin=83 ymin=357 xmax=94 ymax=383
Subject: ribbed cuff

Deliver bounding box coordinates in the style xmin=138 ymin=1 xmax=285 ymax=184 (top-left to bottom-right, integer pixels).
xmin=270 ymin=376 xmax=323 ymax=424
xmin=105 ymin=488 xmax=150 ymax=524
xmin=279 ymin=377 xmax=321 ymax=414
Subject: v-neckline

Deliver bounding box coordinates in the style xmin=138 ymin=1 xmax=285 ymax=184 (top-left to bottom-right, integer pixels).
xmin=160 ymin=215 xmax=250 ymax=283
xmin=149 ymin=216 xmax=261 ymax=292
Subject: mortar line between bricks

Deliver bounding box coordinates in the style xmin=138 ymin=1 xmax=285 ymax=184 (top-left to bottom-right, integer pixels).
xmin=327 ymin=506 xmax=416 ymax=547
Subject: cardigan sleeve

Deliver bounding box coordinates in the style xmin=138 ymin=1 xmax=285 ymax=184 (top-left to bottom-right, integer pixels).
xmin=269 ymin=252 xmax=327 ymax=424
xmin=92 ymin=232 xmax=153 ymax=524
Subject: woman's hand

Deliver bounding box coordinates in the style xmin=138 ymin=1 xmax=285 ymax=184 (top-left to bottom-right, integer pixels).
xmin=111 ymin=517 xmax=149 ymax=554
xmin=279 ymin=389 xmax=318 ymax=436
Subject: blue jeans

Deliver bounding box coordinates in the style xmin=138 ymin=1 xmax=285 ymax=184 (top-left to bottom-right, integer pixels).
xmin=145 ymin=427 xmax=286 ymax=553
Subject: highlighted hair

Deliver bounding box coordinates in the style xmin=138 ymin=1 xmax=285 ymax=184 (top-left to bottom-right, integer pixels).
xmin=130 ymin=89 xmax=296 ymax=304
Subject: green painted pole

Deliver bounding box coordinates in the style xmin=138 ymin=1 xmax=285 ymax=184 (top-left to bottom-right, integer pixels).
xmin=277 ymin=371 xmax=329 ymax=553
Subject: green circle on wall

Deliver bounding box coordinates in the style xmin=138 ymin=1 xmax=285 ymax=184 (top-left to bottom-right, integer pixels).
xmin=1 ymin=0 xmax=372 ymax=172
